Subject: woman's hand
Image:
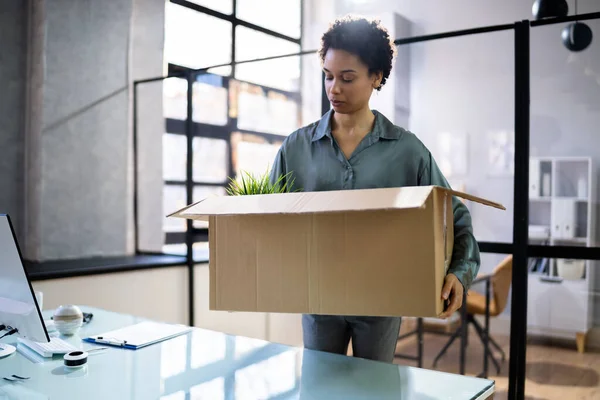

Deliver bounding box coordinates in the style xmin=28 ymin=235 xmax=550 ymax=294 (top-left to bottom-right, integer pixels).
xmin=438 ymin=273 xmax=464 ymax=319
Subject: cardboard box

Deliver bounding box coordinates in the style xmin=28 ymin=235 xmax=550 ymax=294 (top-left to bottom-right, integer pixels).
xmin=169 ymin=186 xmax=504 ymax=318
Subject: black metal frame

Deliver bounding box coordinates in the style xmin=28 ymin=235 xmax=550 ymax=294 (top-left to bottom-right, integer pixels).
xmin=510 ymin=20 xmax=531 ymax=399
xmin=428 ymin=275 xmax=497 ymax=378
xmin=163 ymin=0 xmax=304 ymax=253
xmin=394 ymin=318 xmax=424 ymax=368
xmin=130 ymin=8 xmax=600 ymax=400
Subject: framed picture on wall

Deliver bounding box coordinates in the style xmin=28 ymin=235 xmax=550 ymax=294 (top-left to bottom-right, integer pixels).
xmin=487 ymin=130 xmax=515 ymax=177
xmin=435 ymin=132 xmax=468 ymax=177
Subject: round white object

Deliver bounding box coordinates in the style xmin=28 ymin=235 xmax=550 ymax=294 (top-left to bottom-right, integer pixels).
xmin=0 ymin=343 xmax=16 ymax=358
xmin=63 ymin=350 xmax=88 ymax=369
xmin=53 ymin=305 xmax=84 ymax=335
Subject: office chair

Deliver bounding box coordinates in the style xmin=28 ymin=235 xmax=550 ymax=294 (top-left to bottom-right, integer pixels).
xmin=432 ymin=255 xmax=513 ymax=375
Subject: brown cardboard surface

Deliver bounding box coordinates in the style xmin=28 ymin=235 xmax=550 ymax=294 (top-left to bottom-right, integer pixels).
xmin=170 ymin=185 xmax=504 ymax=317
xmin=172 ymin=186 xmax=436 ymax=221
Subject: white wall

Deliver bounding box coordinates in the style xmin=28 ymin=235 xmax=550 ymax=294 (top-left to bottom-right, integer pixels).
xmin=32 ymin=267 xmax=190 ymax=325
xmin=32 ymin=265 xmax=304 ymax=347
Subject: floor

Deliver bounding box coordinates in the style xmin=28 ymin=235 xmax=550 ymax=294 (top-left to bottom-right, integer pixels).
xmin=391 ymin=322 xmax=600 ymax=399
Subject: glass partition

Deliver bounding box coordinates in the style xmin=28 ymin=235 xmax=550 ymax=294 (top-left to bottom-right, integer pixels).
xmin=388 ymin=29 xmax=514 ymax=388
xmin=526 ymin=18 xmax=600 ymax=399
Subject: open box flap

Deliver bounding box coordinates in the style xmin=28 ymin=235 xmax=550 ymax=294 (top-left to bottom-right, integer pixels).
xmin=169 ymin=186 xmax=437 ymax=220
xmin=438 ymin=187 xmax=506 ymax=210
xmin=166 ymin=198 xmax=206 ymax=219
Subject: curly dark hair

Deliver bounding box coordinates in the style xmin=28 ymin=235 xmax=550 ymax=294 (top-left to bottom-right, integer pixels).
xmin=319 ymin=15 xmax=396 ymax=91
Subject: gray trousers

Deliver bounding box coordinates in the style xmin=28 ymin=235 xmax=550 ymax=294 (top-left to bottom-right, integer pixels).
xmin=302 ymin=314 xmax=402 ymax=363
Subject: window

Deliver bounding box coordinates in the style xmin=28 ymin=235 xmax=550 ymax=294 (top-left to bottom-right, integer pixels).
xmin=232 ymin=81 xmax=300 ymax=135
xmin=231 ymin=132 xmax=283 ymax=176
xmin=164 ymin=2 xmax=232 ymax=75
xmin=235 ymin=26 xmax=301 ymax=91
xmin=236 ymin=0 xmax=301 ymax=39
xmin=163 ymin=0 xmax=302 ymax=252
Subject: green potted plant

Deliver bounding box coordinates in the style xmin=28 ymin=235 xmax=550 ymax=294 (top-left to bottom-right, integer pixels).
xmin=225 ymin=169 xmax=298 ymax=196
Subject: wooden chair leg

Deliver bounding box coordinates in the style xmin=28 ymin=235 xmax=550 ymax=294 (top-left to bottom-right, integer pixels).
xmin=576 ymin=332 xmax=587 ymax=353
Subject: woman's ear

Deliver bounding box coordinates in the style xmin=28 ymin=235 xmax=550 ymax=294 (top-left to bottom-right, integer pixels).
xmin=372 ymin=71 xmax=383 ymax=89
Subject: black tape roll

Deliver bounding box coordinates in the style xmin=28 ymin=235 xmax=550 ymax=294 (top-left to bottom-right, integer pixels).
xmin=64 ymin=350 xmax=88 ymax=368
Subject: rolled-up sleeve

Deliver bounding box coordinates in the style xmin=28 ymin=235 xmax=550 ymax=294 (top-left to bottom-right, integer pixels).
xmin=419 ymin=151 xmax=480 ymax=291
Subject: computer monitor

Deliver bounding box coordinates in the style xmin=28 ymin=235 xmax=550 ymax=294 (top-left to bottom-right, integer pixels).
xmin=0 ymin=214 xmax=49 ymax=343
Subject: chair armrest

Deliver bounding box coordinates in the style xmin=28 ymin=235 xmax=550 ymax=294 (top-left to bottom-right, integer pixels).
xmin=471 ymin=273 xmax=492 ymax=285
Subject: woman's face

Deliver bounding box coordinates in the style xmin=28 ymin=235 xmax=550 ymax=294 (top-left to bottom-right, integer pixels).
xmin=323 ymin=48 xmax=382 ymax=115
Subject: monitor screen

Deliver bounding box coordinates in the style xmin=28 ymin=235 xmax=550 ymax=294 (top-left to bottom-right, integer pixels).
xmin=0 ymin=214 xmax=49 ymax=342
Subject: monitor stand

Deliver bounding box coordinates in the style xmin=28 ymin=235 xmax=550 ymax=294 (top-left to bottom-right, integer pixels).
xmin=0 ymin=343 xmax=16 ymax=358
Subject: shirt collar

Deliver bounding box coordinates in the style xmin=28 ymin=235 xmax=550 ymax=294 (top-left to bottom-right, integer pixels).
xmin=311 ymin=109 xmax=403 ymax=142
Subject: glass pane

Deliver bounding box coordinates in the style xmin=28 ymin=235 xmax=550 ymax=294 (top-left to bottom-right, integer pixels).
xmin=160 ymin=391 xmax=185 ymax=400
xmin=236 ymin=0 xmax=301 ymax=38
xmin=163 ymin=135 xmax=228 ymax=183
xmin=234 ymin=336 xmax=268 ymax=358
xmin=383 ymin=30 xmax=513 ymax=392
xmin=192 ymin=186 xmax=227 ymax=229
xmin=191 ymin=330 xmax=226 ymax=369
xmin=526 ymin=21 xmax=600 ymax=399
xmin=164 ymin=3 xmax=232 ymax=74
xmin=163 ymin=77 xmax=187 ymax=121
xmin=231 ymin=80 xmax=300 ymax=136
xmin=160 ymin=334 xmax=187 ymax=379
xmin=187 ymin=0 xmax=232 ymax=15
xmin=163 ymin=134 xmax=186 ymax=181
xmin=528 ymin=22 xmax=600 ymax=249
xmin=189 ymin=377 xmax=225 ymax=400
xmin=526 ymin=256 xmax=599 ymax=399
xmin=403 ymin=32 xmax=514 ymax=245
xmin=192 ymin=137 xmax=228 ymax=183
xmin=163 ymin=75 xmax=229 ymax=125
xmin=163 ymin=185 xmax=187 ymax=232
xmin=231 ymin=132 xmax=283 ymax=177
xmin=234 ymin=350 xmax=298 ymax=399
xmin=164 ymin=185 xmax=226 ymax=232
xmin=300 ymin=53 xmax=323 ymax=126
xmin=194 ymin=74 xmax=228 ymax=125
xmin=235 ymin=26 xmax=301 ymax=91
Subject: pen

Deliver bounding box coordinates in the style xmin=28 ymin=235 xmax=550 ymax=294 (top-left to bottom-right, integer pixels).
xmin=93 ymin=337 xmax=127 ymax=347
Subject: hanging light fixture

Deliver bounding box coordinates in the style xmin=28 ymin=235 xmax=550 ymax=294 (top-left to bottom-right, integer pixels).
xmin=562 ymin=22 xmax=593 ymax=51
xmin=561 ymin=0 xmax=593 ymax=51
xmin=532 ymin=0 xmax=569 ymax=20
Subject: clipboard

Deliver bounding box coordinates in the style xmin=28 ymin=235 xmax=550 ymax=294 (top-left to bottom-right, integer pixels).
xmin=83 ymin=321 xmax=192 ymax=349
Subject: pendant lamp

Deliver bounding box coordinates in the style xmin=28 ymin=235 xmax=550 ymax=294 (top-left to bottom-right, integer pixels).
xmin=532 ymin=0 xmax=569 ymax=19
xmin=562 ymin=22 xmax=593 ymax=51
xmin=562 ymin=0 xmax=593 ymax=52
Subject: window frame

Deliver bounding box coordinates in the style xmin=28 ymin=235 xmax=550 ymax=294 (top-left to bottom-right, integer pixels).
xmin=163 ymin=0 xmax=304 ymax=248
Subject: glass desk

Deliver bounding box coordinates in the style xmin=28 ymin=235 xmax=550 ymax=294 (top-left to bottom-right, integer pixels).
xmin=0 ymin=307 xmax=494 ymax=399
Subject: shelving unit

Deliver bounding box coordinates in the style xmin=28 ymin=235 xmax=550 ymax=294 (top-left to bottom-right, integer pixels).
xmin=527 ymin=157 xmax=596 ymax=352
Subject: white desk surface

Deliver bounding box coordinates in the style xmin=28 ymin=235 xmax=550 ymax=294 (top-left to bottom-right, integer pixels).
xmin=0 ymin=307 xmax=494 ymax=399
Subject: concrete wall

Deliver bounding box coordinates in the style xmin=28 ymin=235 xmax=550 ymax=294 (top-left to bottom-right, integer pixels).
xmin=3 ymin=0 xmax=166 ymax=261
xmin=0 ymin=0 xmax=27 ymax=244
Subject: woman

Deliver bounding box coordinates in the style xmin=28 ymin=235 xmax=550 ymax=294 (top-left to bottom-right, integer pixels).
xmin=269 ymin=15 xmax=480 ymax=363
